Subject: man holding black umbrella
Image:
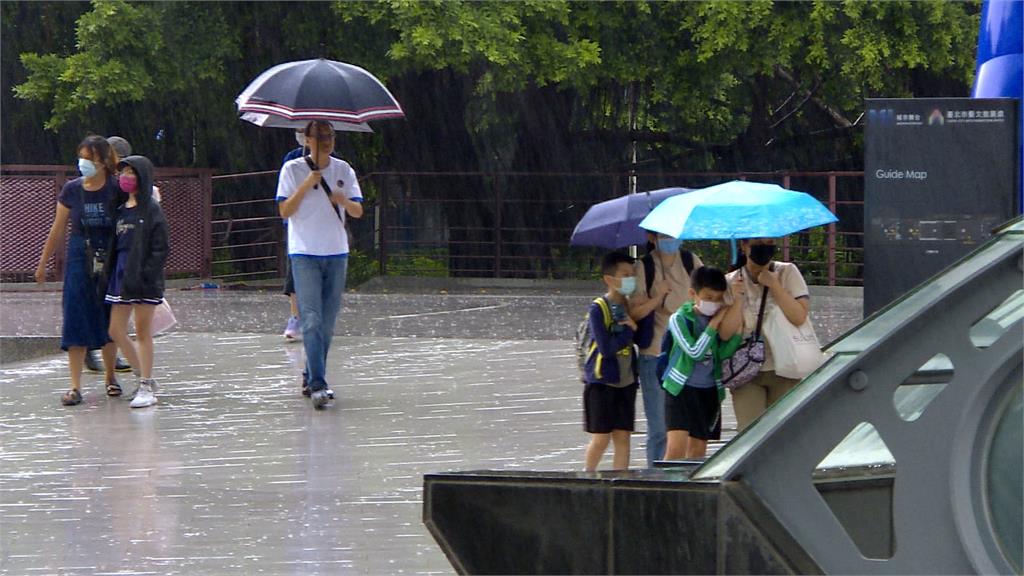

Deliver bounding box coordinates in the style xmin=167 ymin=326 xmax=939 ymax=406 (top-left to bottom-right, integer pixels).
xmin=276 ymin=120 xmax=363 ymax=409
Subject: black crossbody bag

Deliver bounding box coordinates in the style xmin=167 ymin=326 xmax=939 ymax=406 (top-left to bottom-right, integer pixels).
xmin=304 ymin=155 xmax=344 ymax=222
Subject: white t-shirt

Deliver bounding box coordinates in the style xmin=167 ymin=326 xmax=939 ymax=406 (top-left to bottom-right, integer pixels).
xmin=276 ymin=156 xmax=362 ymax=256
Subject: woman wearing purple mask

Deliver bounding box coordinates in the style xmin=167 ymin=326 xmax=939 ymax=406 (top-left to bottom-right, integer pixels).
xmin=35 ymin=135 xmax=122 ymax=406
xmin=103 ymin=155 xmax=169 ymax=408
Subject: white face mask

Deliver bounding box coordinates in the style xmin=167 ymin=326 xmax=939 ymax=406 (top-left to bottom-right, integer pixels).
xmin=694 ymin=299 xmax=721 ymax=317
xmin=295 ymin=132 xmax=307 ymax=147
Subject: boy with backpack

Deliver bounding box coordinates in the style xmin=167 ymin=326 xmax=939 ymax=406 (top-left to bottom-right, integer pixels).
xmin=660 ymin=266 xmax=744 ymax=460
xmin=580 ymin=252 xmax=654 ymax=471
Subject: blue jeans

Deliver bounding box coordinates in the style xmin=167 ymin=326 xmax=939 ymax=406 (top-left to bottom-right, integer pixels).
xmin=638 ymin=354 xmax=666 ymax=466
xmin=290 ymin=255 xmax=348 ymax=392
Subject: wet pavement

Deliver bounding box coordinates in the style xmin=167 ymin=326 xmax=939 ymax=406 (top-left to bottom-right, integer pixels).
xmin=0 ymin=284 xmax=862 ymax=574
xmin=0 ymin=283 xmax=862 ymax=342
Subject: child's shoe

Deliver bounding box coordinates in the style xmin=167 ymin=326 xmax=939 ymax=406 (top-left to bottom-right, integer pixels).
xmin=130 ymin=379 xmax=158 ymax=408
xmin=283 ymin=316 xmax=301 ymax=341
xmin=125 ymin=378 xmax=156 ymax=401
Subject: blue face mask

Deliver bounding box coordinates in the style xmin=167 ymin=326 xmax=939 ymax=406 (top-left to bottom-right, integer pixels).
xmin=78 ymin=158 xmax=97 ymax=178
xmin=617 ymin=276 xmax=637 ymax=296
xmin=657 ymin=238 xmax=682 ymax=253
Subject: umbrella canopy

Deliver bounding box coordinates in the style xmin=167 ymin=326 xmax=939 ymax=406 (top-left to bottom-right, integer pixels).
xmin=638 ymin=180 xmax=838 ymax=240
xmin=236 ymin=58 xmax=404 ymax=126
xmin=238 ymin=111 xmax=373 ymax=133
xmin=571 ymin=187 xmax=693 ymax=248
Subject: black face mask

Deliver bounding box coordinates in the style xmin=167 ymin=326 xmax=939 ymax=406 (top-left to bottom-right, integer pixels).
xmin=748 ymin=244 xmax=776 ymax=266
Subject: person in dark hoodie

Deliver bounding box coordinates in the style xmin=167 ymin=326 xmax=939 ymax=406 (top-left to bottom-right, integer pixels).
xmin=103 ymin=155 xmax=170 ymax=408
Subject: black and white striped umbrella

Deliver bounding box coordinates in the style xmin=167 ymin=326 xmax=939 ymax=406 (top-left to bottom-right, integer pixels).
xmin=236 ymin=58 xmax=404 ymax=129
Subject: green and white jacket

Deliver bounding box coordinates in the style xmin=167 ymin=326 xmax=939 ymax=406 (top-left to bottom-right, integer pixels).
xmin=662 ymin=301 xmax=744 ymax=397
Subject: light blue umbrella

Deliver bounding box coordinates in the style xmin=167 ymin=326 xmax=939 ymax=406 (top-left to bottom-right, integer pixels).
xmin=638 ymin=180 xmax=838 ymax=240
xmin=570 ymin=187 xmax=693 ymax=248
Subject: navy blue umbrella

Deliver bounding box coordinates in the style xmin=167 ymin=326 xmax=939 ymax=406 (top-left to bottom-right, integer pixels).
xmin=570 ymin=187 xmax=693 ymax=248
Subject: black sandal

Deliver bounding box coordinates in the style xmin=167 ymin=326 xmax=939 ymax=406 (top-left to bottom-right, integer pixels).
xmin=106 ymin=377 xmax=122 ymax=397
xmin=61 ymin=388 xmax=82 ymax=406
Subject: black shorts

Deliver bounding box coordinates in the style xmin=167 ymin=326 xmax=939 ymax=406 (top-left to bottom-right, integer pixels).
xmin=583 ymin=382 xmax=638 ymax=434
xmin=283 ymin=255 xmax=295 ymax=295
xmin=664 ymin=385 xmax=721 ymax=440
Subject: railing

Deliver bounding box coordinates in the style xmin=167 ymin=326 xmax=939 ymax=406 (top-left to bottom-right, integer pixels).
xmin=368 ymin=170 xmax=864 ymax=285
xmin=208 ymin=169 xmax=380 ymax=284
xmin=0 ymin=165 xmax=213 ymax=281
xmin=207 ymin=170 xmax=864 ymax=286
xmin=1 ymin=165 xmax=864 ymax=286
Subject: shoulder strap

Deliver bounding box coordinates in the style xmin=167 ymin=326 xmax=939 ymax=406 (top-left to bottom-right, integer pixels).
xmin=750 ymin=262 xmax=779 ymax=337
xmin=753 ymin=285 xmax=769 ymax=338
xmin=78 ymin=184 xmax=94 ymax=247
xmin=680 ymin=249 xmax=694 ymax=276
xmin=642 ymin=253 xmax=655 ymax=295
xmin=304 ymin=155 xmax=344 ymax=222
xmin=646 ymin=250 xmax=694 ymax=292
xmin=78 ymin=184 xmax=87 ymax=230
xmin=593 ymin=297 xmax=613 ymax=329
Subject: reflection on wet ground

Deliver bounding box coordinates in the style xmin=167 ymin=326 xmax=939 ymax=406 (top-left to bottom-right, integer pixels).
xmin=0 ymin=287 xmax=862 ymax=574
xmin=0 ymin=286 xmax=862 ymax=342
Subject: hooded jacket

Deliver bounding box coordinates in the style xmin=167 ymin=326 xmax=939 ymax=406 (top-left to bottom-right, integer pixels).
xmin=102 ymin=155 xmax=169 ymax=301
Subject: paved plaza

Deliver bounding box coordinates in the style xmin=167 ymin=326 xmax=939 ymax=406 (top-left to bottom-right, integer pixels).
xmin=0 ymin=284 xmax=862 ymax=574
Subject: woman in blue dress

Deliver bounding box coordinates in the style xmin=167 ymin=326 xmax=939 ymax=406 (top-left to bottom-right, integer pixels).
xmin=35 ymin=135 xmax=122 ymax=405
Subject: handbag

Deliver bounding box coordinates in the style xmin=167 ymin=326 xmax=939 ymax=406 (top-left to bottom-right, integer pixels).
xmin=151 ymin=299 xmax=178 ymax=336
xmin=762 ymin=308 xmax=824 ymax=380
xmin=721 ymin=285 xmax=769 ymax=391
xmin=78 ymin=186 xmax=108 ymax=297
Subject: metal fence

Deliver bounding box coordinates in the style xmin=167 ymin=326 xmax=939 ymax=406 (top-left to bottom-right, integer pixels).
xmin=2 ymin=165 xmax=865 ymax=286
xmin=365 ymin=170 xmax=864 ymax=285
xmin=0 ymin=165 xmax=212 ymax=282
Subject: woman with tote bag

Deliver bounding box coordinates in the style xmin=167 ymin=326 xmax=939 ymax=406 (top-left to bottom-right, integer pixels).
xmin=725 ymin=238 xmax=819 ymax=431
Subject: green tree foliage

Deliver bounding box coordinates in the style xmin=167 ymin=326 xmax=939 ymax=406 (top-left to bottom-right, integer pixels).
xmin=9 ymin=0 xmax=978 ymax=173
xmin=3 ymin=0 xmax=981 ymax=280
xmin=15 ymin=1 xmax=238 ymax=130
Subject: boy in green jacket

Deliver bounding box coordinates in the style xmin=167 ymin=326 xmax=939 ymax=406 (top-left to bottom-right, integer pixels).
xmin=662 ymin=266 xmax=744 ymax=460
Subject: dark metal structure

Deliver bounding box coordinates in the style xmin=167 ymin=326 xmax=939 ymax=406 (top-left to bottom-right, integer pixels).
xmin=1 ymin=166 xmax=864 ymax=285
xmin=423 ymin=218 xmax=1023 ymax=574
xmin=0 ymin=165 xmax=213 ymax=281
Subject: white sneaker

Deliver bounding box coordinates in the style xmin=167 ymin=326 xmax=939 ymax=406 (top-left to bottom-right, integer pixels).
xmin=126 ymin=379 xmax=157 ymax=401
xmin=130 ymin=380 xmax=158 ymax=408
